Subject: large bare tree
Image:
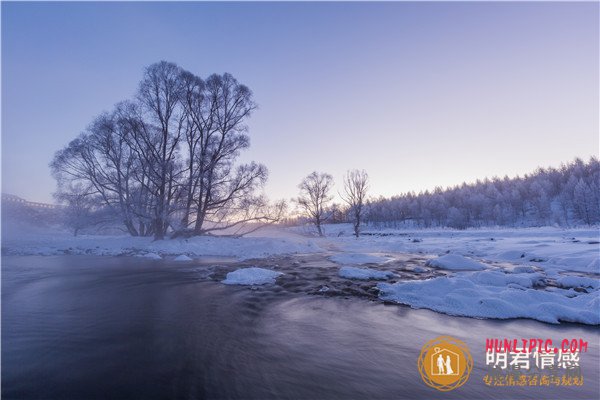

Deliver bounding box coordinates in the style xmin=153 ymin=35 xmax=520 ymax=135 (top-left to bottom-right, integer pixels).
xmin=172 ymin=72 xmax=273 ymax=236
xmin=341 ymin=169 xmax=369 ymax=237
xmin=136 ymin=61 xmax=185 ymax=240
xmin=50 ymin=108 xmax=152 ymax=237
xmin=52 ymin=61 xmax=278 ymax=239
xmin=296 ymin=172 xmax=334 ymax=236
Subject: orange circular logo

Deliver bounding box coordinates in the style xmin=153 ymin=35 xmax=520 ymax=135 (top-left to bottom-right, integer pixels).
xmin=417 ymin=336 xmax=473 ymax=391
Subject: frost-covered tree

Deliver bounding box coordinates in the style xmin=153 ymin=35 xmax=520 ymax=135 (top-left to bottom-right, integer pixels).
xmin=364 ymin=157 xmax=599 ymax=229
xmin=51 ymin=61 xmax=277 ymax=239
xmin=135 ymin=61 xmax=185 ymax=239
xmin=296 ymin=172 xmax=334 ymax=236
xmin=573 ymin=178 xmax=597 ymax=225
xmin=54 ymin=182 xmax=108 ymax=236
xmin=50 ymin=107 xmax=153 ymax=236
xmin=176 ymin=73 xmax=269 ymax=237
xmin=341 ymin=169 xmax=369 ymax=237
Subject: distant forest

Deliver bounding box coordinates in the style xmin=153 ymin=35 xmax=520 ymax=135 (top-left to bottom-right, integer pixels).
xmin=359 ymin=158 xmax=599 ymax=229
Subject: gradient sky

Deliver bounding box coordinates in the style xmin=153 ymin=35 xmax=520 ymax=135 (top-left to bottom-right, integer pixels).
xmin=2 ymin=2 xmax=599 ymax=203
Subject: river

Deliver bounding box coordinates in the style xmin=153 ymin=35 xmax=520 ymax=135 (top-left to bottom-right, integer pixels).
xmin=2 ymin=255 xmax=598 ymax=399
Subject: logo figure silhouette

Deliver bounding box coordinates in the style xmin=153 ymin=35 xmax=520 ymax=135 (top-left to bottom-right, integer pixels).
xmin=436 ymin=354 xmax=445 ymax=375
xmin=445 ymin=355 xmax=454 ymax=375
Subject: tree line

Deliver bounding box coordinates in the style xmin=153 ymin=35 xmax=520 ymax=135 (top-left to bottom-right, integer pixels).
xmin=51 ymin=61 xmax=284 ymax=239
xmin=363 ymin=157 xmax=599 ymax=229
xmin=293 ymin=158 xmax=599 ymax=235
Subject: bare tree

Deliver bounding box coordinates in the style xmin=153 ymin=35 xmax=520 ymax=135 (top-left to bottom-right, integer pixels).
xmin=171 ymin=72 xmax=272 ymax=236
xmin=296 ymin=172 xmax=334 ymax=236
xmin=188 ymin=73 xmax=264 ymax=235
xmin=50 ymin=103 xmax=160 ymax=237
xmin=52 ymin=61 xmax=278 ymax=239
xmin=54 ymin=182 xmax=114 ymax=236
xmin=341 ymin=169 xmax=369 ymax=237
xmin=137 ymin=61 xmax=185 ymax=240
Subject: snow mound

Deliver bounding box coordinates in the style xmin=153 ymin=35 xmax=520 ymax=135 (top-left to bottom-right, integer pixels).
xmin=378 ymin=274 xmax=599 ymax=325
xmin=556 ymin=276 xmax=599 ymax=290
xmin=174 ymin=255 xmax=193 ymax=261
xmin=222 ymin=267 xmax=282 ymax=285
xmin=338 ymin=266 xmax=394 ymax=280
xmin=141 ymin=252 xmax=161 ymax=260
xmin=425 ymin=254 xmax=487 ymax=270
xmin=511 ymin=265 xmax=536 ymax=274
xmin=330 ymin=253 xmax=393 ymax=265
xmin=472 ymin=271 xmax=546 ymax=288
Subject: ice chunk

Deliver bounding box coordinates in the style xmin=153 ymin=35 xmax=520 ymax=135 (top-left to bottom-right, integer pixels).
xmin=141 ymin=252 xmax=161 ymax=260
xmin=425 ymin=254 xmax=487 ymax=270
xmin=222 ymin=267 xmax=282 ymax=285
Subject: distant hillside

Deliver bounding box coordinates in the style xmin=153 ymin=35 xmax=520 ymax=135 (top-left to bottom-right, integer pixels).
xmin=365 ymin=158 xmax=600 ymax=228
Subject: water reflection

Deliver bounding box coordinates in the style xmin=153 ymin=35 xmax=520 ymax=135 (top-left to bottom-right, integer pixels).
xmin=2 ymin=256 xmax=598 ymax=399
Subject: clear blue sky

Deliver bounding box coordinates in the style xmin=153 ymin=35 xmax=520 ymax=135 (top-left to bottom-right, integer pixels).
xmin=2 ymin=2 xmax=598 ymax=203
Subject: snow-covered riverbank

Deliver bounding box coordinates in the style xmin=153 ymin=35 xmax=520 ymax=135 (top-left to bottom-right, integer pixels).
xmin=4 ymin=225 xmax=598 ymax=270
xmin=3 ymin=224 xmax=598 ymax=325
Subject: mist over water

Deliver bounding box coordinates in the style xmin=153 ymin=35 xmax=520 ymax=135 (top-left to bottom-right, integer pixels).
xmin=2 ymin=256 xmax=598 ymax=399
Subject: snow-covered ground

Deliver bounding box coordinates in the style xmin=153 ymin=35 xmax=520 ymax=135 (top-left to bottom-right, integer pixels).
xmin=5 ymin=223 xmax=598 ymax=272
xmin=328 ymin=225 xmax=599 ymax=325
xmin=326 ymin=225 xmax=600 ymax=275
xmin=378 ymin=271 xmax=599 ymax=325
xmin=3 ymin=222 xmax=599 ymax=324
xmin=1 ymin=226 xmax=322 ymax=260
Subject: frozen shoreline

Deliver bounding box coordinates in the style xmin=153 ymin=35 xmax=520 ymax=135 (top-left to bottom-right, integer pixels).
xmin=3 ymin=224 xmax=599 ymax=325
xmin=3 ymin=225 xmax=598 ymax=265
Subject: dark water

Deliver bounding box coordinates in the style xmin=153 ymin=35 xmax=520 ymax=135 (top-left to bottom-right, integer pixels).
xmin=2 ymin=256 xmax=599 ymax=400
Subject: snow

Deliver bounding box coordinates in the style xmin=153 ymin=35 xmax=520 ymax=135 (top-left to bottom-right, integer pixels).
xmin=5 ymin=225 xmax=596 ymax=276
xmin=556 ymin=276 xmax=599 ymax=290
xmin=587 ymin=258 xmax=600 ymax=272
xmin=2 ymin=228 xmax=323 ymax=261
xmin=510 ymin=265 xmax=537 ymax=273
xmin=328 ymin=226 xmax=600 ymax=275
xmin=140 ymin=252 xmax=161 ymax=260
xmin=378 ymin=272 xmax=599 ymax=325
xmin=330 ymin=253 xmax=393 ymax=265
xmin=425 ymin=254 xmax=487 ymax=270
xmin=222 ymin=267 xmax=282 ymax=285
xmin=338 ymin=266 xmax=394 ymax=280
xmin=470 ymin=270 xmax=546 ymax=288
xmin=174 ymin=255 xmax=193 ymax=261
xmin=4 ymin=222 xmax=599 ymax=325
